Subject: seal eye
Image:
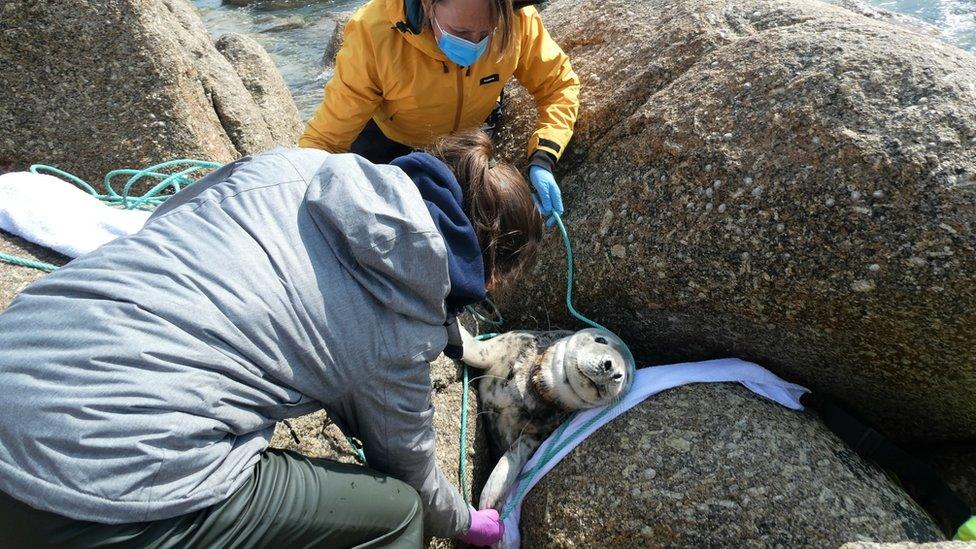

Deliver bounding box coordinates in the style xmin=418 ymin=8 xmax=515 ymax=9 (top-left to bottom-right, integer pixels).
xmin=594 ymin=337 xmax=608 ymax=345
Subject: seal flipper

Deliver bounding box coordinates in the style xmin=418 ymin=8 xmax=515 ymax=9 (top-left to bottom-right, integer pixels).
xmin=479 ymin=434 xmax=543 ymax=512
xmin=462 ymin=330 xmax=540 ymax=370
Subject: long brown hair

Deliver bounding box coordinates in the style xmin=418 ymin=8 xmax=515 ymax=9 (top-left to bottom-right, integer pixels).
xmin=420 ymin=0 xmax=517 ymax=56
xmin=430 ymin=130 xmax=543 ymax=289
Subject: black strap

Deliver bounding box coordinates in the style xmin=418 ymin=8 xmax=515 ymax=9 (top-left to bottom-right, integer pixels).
xmin=443 ymin=316 xmax=464 ymax=360
xmin=800 ymin=392 xmax=971 ymax=537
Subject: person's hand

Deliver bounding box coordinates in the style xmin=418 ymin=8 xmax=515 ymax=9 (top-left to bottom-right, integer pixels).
xmin=529 ymin=165 xmax=564 ymax=228
xmin=457 ymin=506 xmax=504 ymax=547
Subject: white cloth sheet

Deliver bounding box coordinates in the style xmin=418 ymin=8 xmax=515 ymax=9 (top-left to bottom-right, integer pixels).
xmin=0 ymin=172 xmax=149 ymax=258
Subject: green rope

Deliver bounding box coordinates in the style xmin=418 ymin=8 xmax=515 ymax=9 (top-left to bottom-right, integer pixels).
xmin=552 ymin=211 xmax=635 ymax=366
xmin=0 ymin=252 xmax=59 ymax=273
xmin=457 ymin=331 xmax=501 ymax=505
xmin=465 ymin=298 xmax=504 ymax=327
xmin=33 ymin=159 xmax=221 ymax=210
xmin=346 ymin=436 xmax=367 ymax=465
xmin=460 ymin=362 xmax=471 ymax=503
xmin=0 ymin=160 xmax=220 ymax=272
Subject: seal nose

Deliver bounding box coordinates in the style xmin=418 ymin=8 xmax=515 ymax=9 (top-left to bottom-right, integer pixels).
xmin=602 ymin=359 xmax=613 ymax=372
xmin=611 ymin=372 xmax=623 ymax=381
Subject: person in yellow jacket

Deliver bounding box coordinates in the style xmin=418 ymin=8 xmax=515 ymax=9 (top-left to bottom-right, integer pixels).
xmin=299 ymin=0 xmax=580 ymax=224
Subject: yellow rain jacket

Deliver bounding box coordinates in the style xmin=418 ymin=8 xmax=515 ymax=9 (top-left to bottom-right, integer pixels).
xmin=299 ymin=0 xmax=580 ymax=164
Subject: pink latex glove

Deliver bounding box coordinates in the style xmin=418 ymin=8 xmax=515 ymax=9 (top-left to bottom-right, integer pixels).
xmin=457 ymin=506 xmax=504 ymax=547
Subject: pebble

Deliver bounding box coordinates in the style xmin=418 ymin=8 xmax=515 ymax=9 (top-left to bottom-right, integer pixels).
xmin=850 ymin=190 xmax=862 ymax=200
xmin=825 ymin=198 xmax=836 ymax=207
xmin=611 ymin=244 xmax=627 ymax=258
xmin=751 ymin=186 xmax=763 ymax=197
xmin=666 ymin=437 xmax=692 ymax=452
xmin=851 ymin=279 xmax=876 ymax=292
xmin=713 ymin=180 xmax=722 ymax=188
xmin=718 ymin=204 xmax=727 ymax=213
xmin=868 ymin=263 xmax=881 ymax=272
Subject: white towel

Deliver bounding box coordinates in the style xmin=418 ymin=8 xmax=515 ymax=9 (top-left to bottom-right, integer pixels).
xmin=497 ymin=358 xmax=809 ymax=549
xmin=0 ymin=172 xmax=150 ymax=258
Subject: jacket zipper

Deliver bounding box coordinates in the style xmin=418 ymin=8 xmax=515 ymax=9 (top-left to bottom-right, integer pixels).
xmin=452 ymin=66 xmax=464 ymax=132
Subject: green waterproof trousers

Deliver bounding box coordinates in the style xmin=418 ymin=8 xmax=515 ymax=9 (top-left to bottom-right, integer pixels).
xmin=0 ymin=449 xmax=423 ymax=549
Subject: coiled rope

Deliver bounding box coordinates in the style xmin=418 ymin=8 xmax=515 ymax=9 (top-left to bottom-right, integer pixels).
xmin=0 ymin=160 xmax=220 ymax=272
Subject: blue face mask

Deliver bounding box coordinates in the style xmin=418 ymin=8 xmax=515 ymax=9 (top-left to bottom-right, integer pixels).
xmin=435 ymin=17 xmax=489 ymax=67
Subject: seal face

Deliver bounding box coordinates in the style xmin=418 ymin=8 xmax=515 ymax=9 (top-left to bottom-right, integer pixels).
xmin=461 ymin=327 xmax=634 ymax=511
xmin=533 ymin=328 xmax=632 ymax=411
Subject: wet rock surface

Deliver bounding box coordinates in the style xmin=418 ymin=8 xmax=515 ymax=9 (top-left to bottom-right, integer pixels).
xmin=493 ymin=0 xmax=976 ymax=442
xmin=520 ymin=383 xmax=943 ymax=546
xmin=320 ymin=11 xmax=352 ymax=69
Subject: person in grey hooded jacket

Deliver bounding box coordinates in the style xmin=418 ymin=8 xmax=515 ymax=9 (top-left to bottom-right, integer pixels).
xmin=0 ymin=130 xmax=542 ymax=548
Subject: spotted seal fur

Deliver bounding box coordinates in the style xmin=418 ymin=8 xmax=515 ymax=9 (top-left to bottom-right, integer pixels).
xmin=460 ymin=327 xmax=635 ymax=511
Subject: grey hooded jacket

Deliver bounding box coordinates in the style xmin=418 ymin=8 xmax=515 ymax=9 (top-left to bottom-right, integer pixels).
xmin=0 ymin=148 xmax=470 ymax=537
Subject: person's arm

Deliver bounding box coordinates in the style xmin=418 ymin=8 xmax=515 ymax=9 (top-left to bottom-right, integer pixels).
xmin=299 ymin=17 xmax=383 ymax=152
xmin=351 ymin=351 xmax=471 ymax=538
xmin=512 ymin=7 xmax=581 ymax=169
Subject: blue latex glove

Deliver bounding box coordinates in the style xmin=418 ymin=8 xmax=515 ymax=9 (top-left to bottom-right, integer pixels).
xmin=529 ymin=165 xmax=564 ymax=228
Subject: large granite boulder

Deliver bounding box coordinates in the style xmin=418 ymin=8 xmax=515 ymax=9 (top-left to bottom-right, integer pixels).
xmin=215 ymin=33 xmax=304 ymax=144
xmin=0 ymin=0 xmax=302 ymax=185
xmin=493 ymin=0 xmax=976 ymax=442
xmin=520 ymin=383 xmax=944 ymax=546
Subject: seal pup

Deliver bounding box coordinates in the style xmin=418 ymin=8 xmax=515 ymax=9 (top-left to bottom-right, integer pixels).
xmin=460 ymin=327 xmax=634 ymax=511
